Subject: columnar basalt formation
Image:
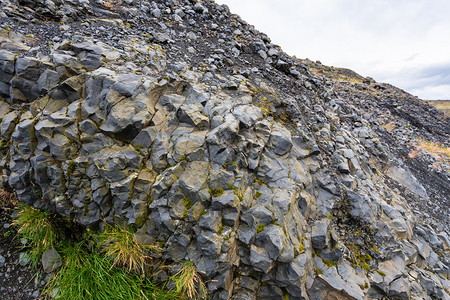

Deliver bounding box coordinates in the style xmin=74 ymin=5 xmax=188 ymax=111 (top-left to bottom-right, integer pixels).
xmin=0 ymin=1 xmax=449 ymax=299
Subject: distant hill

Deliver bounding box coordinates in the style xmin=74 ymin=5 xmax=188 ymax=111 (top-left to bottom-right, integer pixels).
xmin=427 ymin=100 xmax=450 ymax=116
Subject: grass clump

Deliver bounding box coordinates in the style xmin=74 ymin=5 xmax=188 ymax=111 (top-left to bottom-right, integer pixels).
xmin=359 ymin=281 xmax=369 ymax=290
xmin=418 ymin=139 xmax=450 ymax=159
xmin=181 ymin=198 xmax=194 ymax=219
xmin=98 ymin=224 xmax=159 ymax=274
xmin=171 ymin=261 xmax=207 ymax=300
xmin=252 ymin=177 xmax=265 ymax=186
xmin=12 ymin=203 xmax=58 ymax=266
xmin=11 ymin=203 xmax=206 ymax=299
xmin=44 ymin=242 xmax=176 ymax=300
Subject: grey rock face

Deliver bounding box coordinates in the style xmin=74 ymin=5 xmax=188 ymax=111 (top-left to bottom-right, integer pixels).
xmin=0 ymin=1 xmax=449 ymax=299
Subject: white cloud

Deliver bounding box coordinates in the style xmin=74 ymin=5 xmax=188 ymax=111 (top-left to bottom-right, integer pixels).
xmin=216 ymin=0 xmax=450 ymax=99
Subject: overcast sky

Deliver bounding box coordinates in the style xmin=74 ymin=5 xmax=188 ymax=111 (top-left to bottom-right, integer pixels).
xmin=215 ymin=0 xmax=450 ymax=100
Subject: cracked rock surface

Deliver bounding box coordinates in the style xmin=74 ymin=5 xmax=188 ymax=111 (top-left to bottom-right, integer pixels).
xmin=0 ymin=0 xmax=449 ymax=299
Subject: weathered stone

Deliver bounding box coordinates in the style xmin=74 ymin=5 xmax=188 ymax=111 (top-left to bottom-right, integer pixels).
xmin=311 ymin=219 xmax=330 ymax=250
xmin=231 ymin=105 xmax=263 ymax=128
xmin=1 ymin=111 xmax=19 ymax=140
xmin=240 ymin=205 xmax=273 ymax=227
xmin=197 ymin=230 xmax=222 ymax=257
xmin=199 ymin=211 xmax=221 ymax=232
xmin=269 ymin=124 xmax=293 ymax=156
xmin=206 ymin=114 xmax=239 ymax=145
xmin=237 ymin=224 xmax=255 ymax=245
xmin=41 ymin=248 xmax=62 ymax=273
xmin=0 ymin=50 xmax=15 ymax=82
xmin=255 ymin=225 xmax=285 ymax=260
xmin=346 ymin=189 xmax=375 ymax=223
xmin=178 ymin=161 xmax=209 ymax=203
xmin=275 ymin=253 xmax=309 ymax=295
xmin=209 ymin=167 xmax=234 ymax=190
xmin=177 ymin=104 xmax=209 ymax=129
xmin=389 ymin=277 xmax=410 ymax=300
xmin=257 ymin=152 xmax=290 ymax=183
xmin=249 ymin=245 xmax=272 ymax=273
xmin=211 ymin=190 xmax=238 ymax=211
xmin=386 ymin=165 xmax=428 ymax=199
xmin=37 ymin=69 xmax=60 ymax=94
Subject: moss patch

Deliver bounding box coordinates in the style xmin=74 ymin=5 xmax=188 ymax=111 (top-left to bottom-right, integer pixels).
xmin=183 ymin=198 xmax=194 ymax=210
xmin=256 ymin=224 xmax=265 ymax=234
xmin=322 ymin=258 xmax=338 ymax=268
xmin=377 ymin=270 xmax=386 ymax=277
xmin=208 ymin=188 xmax=224 ymax=197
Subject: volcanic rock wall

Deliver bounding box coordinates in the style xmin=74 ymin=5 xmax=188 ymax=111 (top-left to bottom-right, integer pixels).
xmin=0 ymin=0 xmax=449 ymax=299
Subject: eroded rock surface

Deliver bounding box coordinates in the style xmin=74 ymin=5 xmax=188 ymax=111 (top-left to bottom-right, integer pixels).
xmin=0 ymin=0 xmax=448 ymax=299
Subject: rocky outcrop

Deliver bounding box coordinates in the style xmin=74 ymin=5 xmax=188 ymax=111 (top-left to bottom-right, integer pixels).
xmin=0 ymin=0 xmax=448 ymax=299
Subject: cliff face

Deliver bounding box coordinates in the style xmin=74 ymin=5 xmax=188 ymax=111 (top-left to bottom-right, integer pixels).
xmin=0 ymin=0 xmax=449 ymax=299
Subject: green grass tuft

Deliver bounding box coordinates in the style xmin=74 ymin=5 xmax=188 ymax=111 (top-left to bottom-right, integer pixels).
xmin=44 ymin=242 xmax=176 ymax=300
xmin=11 ymin=204 xmax=183 ymax=299
xmin=12 ymin=203 xmax=58 ymax=266
xmin=171 ymin=261 xmax=207 ymax=300
xmin=97 ymin=224 xmax=159 ymax=274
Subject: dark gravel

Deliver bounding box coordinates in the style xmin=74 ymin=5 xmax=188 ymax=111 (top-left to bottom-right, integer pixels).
xmin=0 ymin=208 xmax=44 ymax=300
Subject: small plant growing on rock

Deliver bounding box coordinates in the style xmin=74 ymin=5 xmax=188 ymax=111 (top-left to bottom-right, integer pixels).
xmin=98 ymin=224 xmax=159 ymax=274
xmin=171 ymin=261 xmax=207 ymax=299
xmin=183 ymin=198 xmax=194 ymax=210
